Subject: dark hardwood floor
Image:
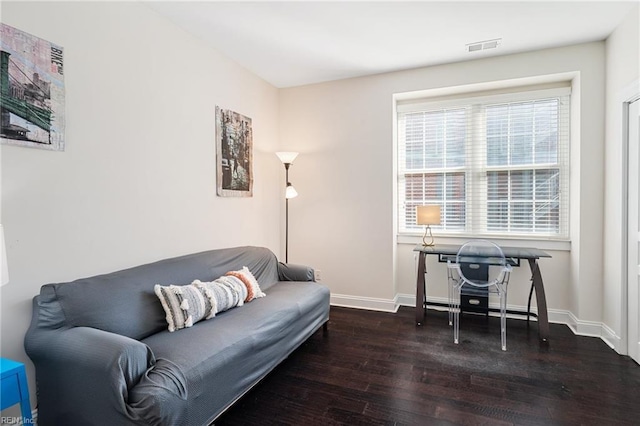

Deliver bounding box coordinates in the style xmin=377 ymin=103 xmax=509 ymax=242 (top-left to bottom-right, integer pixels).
xmin=215 ymin=306 xmax=640 ymax=425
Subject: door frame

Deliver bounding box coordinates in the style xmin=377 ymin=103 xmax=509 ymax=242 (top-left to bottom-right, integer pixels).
xmin=621 ymin=81 xmax=640 ymax=356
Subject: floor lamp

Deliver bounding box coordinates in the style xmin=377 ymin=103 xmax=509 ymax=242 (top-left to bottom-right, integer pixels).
xmin=276 ymin=152 xmax=299 ymax=263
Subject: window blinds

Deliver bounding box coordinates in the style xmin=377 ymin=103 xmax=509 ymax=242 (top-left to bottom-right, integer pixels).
xmin=397 ymin=86 xmax=571 ymax=239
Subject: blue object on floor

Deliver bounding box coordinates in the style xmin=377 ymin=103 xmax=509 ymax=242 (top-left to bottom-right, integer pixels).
xmin=1 ymin=358 xmax=33 ymax=424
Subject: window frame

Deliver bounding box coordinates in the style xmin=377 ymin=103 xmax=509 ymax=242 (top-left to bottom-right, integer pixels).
xmin=396 ymin=85 xmax=571 ymax=241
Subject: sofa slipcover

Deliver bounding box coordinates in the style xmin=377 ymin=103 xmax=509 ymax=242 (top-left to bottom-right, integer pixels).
xmin=25 ymin=246 xmax=330 ymax=425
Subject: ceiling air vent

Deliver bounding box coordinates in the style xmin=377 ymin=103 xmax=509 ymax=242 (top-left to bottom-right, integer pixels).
xmin=466 ymin=38 xmax=502 ymax=53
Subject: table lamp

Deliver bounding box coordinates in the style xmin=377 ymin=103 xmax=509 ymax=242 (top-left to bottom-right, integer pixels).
xmin=416 ymin=205 xmax=441 ymax=246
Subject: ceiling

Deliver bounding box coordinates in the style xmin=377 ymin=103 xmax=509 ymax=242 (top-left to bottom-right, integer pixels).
xmin=147 ymin=1 xmax=637 ymax=88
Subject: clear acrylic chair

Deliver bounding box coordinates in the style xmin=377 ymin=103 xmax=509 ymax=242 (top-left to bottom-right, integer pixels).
xmin=447 ymin=240 xmax=512 ymax=350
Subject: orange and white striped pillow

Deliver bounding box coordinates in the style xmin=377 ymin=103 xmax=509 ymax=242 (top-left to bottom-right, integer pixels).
xmin=225 ymin=267 xmax=265 ymax=302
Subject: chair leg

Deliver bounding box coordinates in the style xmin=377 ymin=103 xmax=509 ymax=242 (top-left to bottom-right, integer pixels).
xmin=500 ymin=288 xmax=507 ymax=351
xmin=448 ymin=278 xmax=453 ymax=326
xmin=453 ymin=286 xmax=461 ymax=344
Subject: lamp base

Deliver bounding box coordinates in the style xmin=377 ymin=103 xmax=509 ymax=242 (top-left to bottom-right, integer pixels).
xmin=422 ymin=225 xmax=435 ymax=246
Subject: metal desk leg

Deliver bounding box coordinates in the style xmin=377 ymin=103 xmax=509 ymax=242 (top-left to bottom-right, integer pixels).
xmin=526 ymin=279 xmax=535 ymax=322
xmin=416 ymin=252 xmax=426 ymax=325
xmin=528 ymin=258 xmax=550 ymax=342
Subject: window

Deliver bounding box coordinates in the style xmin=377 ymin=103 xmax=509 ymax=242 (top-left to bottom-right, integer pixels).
xmin=397 ymin=86 xmax=570 ymax=239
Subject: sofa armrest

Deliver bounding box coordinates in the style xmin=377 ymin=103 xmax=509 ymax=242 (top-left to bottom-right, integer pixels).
xmin=278 ymin=262 xmax=315 ymax=282
xmin=25 ymin=324 xmax=158 ymax=424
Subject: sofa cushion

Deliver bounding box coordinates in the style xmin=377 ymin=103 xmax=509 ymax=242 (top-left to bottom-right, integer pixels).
xmin=154 ymin=284 xmax=213 ymax=332
xmin=157 ymin=266 xmax=267 ymax=332
xmin=192 ymin=276 xmax=246 ymax=314
xmin=225 ymin=266 xmax=265 ymax=302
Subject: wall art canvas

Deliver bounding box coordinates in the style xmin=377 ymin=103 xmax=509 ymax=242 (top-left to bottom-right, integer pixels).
xmin=216 ymin=106 xmax=253 ymax=197
xmin=1 ymin=23 xmax=65 ymax=151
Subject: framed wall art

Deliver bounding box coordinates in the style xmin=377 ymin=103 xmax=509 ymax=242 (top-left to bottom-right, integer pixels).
xmin=215 ymin=106 xmax=253 ymax=197
xmin=0 ymin=23 xmax=65 ymax=151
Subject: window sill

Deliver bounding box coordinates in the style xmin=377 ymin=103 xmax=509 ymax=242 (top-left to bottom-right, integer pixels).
xmin=396 ymin=234 xmax=571 ymax=252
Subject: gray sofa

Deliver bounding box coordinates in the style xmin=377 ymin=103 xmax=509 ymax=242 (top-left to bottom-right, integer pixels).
xmin=24 ymin=246 xmax=330 ymax=425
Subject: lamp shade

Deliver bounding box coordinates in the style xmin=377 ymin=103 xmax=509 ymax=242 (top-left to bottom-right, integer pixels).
xmin=416 ymin=205 xmax=441 ymax=225
xmin=285 ymin=183 xmax=298 ymax=199
xmin=276 ymin=151 xmax=299 ymax=164
xmin=1 ymin=225 xmax=8 ymax=286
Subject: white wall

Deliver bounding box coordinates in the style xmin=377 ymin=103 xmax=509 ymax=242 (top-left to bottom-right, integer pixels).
xmin=280 ymin=77 xmax=396 ymax=304
xmin=280 ymin=43 xmax=606 ymax=325
xmin=0 ymin=0 xmax=281 ymax=404
xmin=1 ymin=1 xmax=635 ymax=415
xmin=603 ymin=5 xmax=639 ymax=350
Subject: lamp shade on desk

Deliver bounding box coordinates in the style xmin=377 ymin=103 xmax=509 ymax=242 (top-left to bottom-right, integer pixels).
xmin=417 ymin=205 xmax=441 ymax=226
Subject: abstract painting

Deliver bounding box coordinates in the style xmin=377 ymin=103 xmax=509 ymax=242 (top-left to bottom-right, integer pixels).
xmin=0 ymin=24 xmax=65 ymax=151
xmin=216 ymin=106 xmax=253 ymax=197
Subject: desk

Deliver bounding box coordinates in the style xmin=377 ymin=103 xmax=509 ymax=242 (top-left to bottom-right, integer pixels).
xmin=414 ymin=244 xmax=552 ymax=342
xmin=1 ymin=358 xmax=33 ymax=424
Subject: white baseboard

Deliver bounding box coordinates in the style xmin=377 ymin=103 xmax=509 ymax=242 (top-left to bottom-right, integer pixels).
xmin=395 ymin=293 xmax=418 ymax=308
xmin=330 ymin=293 xmax=399 ymax=313
xmin=562 ymin=310 xmax=620 ymax=351
xmin=600 ymin=323 xmax=621 ymax=351
xmin=332 ymin=292 xmax=623 ymax=351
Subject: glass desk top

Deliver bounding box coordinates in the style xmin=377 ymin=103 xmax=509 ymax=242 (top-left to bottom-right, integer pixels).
xmin=413 ymin=244 xmax=551 ymax=260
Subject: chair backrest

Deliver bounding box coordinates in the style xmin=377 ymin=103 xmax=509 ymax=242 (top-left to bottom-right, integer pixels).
xmin=455 ymin=240 xmax=509 ymax=287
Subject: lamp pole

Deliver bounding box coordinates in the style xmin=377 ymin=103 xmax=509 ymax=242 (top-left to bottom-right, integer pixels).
xmin=284 ymin=163 xmax=291 ymax=263
xmin=276 ymin=152 xmax=299 ymax=264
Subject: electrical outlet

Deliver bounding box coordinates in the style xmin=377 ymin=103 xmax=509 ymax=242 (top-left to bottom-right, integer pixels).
xmin=314 ymin=269 xmax=322 ymax=281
